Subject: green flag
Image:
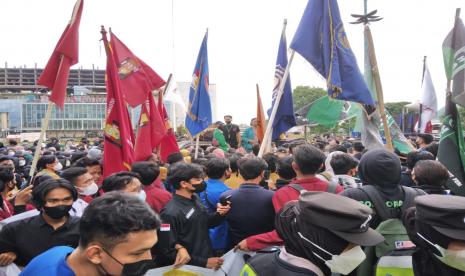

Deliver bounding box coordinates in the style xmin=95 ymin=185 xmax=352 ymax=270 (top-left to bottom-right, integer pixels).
xmin=301 ymin=96 xmax=360 ymax=128
xmin=438 ymin=13 xmax=465 ymax=195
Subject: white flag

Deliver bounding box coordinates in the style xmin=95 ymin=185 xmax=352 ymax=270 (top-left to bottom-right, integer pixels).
xmin=418 ymin=63 xmax=437 ymax=133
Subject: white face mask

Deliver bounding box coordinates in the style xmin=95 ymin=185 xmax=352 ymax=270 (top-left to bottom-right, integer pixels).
xmin=78 ymin=182 xmax=99 ymax=196
xmin=418 ymin=233 xmax=465 ymax=272
xmin=137 ymin=190 xmax=146 ymax=201
xmin=298 ymin=232 xmax=366 ymax=275
xmin=19 ymin=160 xmax=26 ymax=166
xmin=54 ymin=162 xmax=63 ymax=171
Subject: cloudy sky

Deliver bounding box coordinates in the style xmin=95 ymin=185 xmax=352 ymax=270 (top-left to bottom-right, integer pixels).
xmin=1 ymin=0 xmax=464 ymax=124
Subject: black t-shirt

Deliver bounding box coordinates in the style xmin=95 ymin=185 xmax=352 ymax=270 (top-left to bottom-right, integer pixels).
xmin=220 ymin=124 xmax=240 ymax=148
xmin=0 ymin=214 xmax=80 ymax=266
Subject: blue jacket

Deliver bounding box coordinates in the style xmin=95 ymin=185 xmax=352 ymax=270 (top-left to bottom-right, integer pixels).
xmin=199 ymin=179 xmax=231 ymax=251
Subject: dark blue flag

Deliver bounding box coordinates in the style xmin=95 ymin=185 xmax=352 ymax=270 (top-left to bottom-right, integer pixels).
xmin=185 ymin=32 xmax=212 ymax=137
xmin=290 ymin=0 xmax=374 ymax=106
xmin=268 ymin=23 xmax=297 ymax=141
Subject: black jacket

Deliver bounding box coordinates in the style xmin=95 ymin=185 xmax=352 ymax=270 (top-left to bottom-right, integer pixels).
xmin=157 ymin=194 xmax=224 ymax=267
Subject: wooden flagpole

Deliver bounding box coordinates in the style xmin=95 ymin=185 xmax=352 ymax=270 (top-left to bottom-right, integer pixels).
xmin=29 ymin=102 xmax=54 ymax=179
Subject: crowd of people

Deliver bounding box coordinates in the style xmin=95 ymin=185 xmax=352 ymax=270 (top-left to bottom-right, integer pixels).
xmin=0 ymin=119 xmax=462 ymax=276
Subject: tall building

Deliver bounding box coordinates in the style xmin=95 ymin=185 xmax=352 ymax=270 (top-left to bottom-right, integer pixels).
xmin=0 ymin=65 xmax=109 ymax=138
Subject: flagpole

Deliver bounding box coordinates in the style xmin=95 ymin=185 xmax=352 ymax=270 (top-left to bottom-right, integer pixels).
xmin=365 ymin=25 xmax=393 ymax=151
xmin=194 ymin=135 xmax=200 ymax=159
xmin=418 ymin=56 xmax=427 ymax=133
xmin=258 ymin=50 xmax=295 ymax=157
xmin=29 ymin=101 xmax=53 ymax=179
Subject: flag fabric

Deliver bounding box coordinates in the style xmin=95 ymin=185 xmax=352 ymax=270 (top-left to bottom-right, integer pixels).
xmin=256 ymin=89 xmax=267 ymax=144
xmin=101 ymin=29 xmax=135 ymax=178
xmin=267 ymin=24 xmax=296 ymax=140
xmin=290 ymin=0 xmax=374 ymax=107
xmin=438 ymin=14 xmax=465 ymax=196
xmin=158 ymin=92 xmax=180 ymax=163
xmin=134 ymin=93 xmax=166 ymax=161
xmin=185 ymin=32 xmax=212 ymax=137
xmin=109 ymin=32 xmax=165 ymax=107
xmin=418 ymin=62 xmax=438 ymax=133
xmin=443 ymin=16 xmax=465 ymax=107
xmin=358 ymin=25 xmax=384 ymax=150
xmin=297 ymin=96 xmax=360 ymax=128
xmin=37 ymin=0 xmax=83 ymax=109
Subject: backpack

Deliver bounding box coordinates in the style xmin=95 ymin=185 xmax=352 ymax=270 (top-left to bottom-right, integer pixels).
xmin=357 ymin=185 xmax=418 ymax=276
xmin=288 ymin=180 xmax=338 ymax=194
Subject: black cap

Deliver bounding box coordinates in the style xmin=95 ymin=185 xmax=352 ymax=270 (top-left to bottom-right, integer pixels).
xmin=297 ymin=191 xmax=384 ymax=246
xmin=415 ymin=194 xmax=465 ymax=241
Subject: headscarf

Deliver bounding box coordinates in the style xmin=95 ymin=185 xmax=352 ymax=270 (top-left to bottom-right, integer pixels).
xmin=323 ymin=151 xmax=344 ymax=178
xmin=275 ymin=202 xmax=349 ymax=276
xmin=358 ymin=148 xmax=401 ymax=187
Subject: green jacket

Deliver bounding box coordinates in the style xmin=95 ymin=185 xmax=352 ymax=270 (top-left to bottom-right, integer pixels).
xmin=213 ymin=128 xmax=229 ymax=152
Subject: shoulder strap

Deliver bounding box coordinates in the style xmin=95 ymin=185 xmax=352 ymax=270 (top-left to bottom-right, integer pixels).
xmin=326 ymin=179 xmax=338 ymax=193
xmin=289 ymin=184 xmax=305 ymax=193
xmin=359 ymin=185 xmax=397 ymax=220
xmin=400 ymin=186 xmax=419 ymax=213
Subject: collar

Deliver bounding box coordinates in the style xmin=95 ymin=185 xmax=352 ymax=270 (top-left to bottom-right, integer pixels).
xmin=279 ymin=247 xmax=324 ymax=276
xmin=239 ymin=183 xmax=260 ymax=189
xmin=37 ymin=213 xmax=71 ymax=229
xmin=173 ymin=193 xmax=197 ymax=203
xmin=206 ymin=179 xmax=226 ymax=185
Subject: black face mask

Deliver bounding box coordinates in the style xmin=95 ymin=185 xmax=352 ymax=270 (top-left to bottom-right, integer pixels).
xmin=43 ymin=205 xmax=72 ymax=219
xmin=191 ymin=181 xmax=207 ymax=193
xmin=102 ymin=247 xmax=157 ymax=276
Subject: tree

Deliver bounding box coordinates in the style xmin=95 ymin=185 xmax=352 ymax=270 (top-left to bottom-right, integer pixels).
xmin=293 ymin=86 xmax=326 ymax=111
xmin=384 ymin=101 xmax=410 ymax=118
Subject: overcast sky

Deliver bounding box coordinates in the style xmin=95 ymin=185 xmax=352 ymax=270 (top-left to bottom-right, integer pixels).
xmin=1 ymin=0 xmax=464 ymax=124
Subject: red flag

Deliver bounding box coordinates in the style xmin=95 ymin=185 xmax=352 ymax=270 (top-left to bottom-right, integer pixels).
xmin=37 ymin=0 xmax=83 ymax=109
xmin=158 ymin=92 xmax=180 ymax=162
xmin=109 ymin=32 xmax=165 ymax=107
xmin=101 ymin=27 xmax=135 ymax=177
xmin=134 ymin=93 xmax=166 ymax=161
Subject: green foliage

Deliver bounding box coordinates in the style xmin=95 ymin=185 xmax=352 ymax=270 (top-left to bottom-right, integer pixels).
xmin=384 ymin=101 xmax=410 ymax=118
xmin=293 ymin=86 xmax=326 ymax=111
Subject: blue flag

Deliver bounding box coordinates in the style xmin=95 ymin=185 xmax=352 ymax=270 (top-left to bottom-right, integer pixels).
xmin=290 ymin=0 xmax=374 ymax=106
xmin=268 ymin=24 xmax=297 ymax=141
xmin=185 ymin=32 xmax=212 ymax=137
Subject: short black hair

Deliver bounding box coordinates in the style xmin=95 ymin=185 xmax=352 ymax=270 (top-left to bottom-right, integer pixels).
xmin=167 ymin=163 xmax=204 ymax=190
xmin=228 ymin=154 xmax=243 ymax=173
xmin=353 ymin=141 xmax=364 ymax=152
xmin=70 ymin=151 xmax=87 ymax=165
xmin=37 ymin=155 xmax=57 ymax=170
xmin=72 ymin=157 xmax=101 ymax=169
xmin=329 ymin=145 xmax=348 ymax=153
xmin=60 ymin=167 xmax=89 ymax=186
xmin=263 ymin=153 xmax=278 ymax=173
xmin=32 ymin=179 xmax=78 ymax=208
xmin=206 ymin=158 xmax=230 ymax=179
xmin=8 ymin=140 xmax=17 ymax=146
xmin=293 ymin=144 xmax=325 ymax=175
xmin=0 ymin=167 xmax=15 ymax=191
xmin=423 ymin=142 xmax=439 ymax=158
xmin=417 ymin=134 xmax=434 ymax=145
xmin=79 ymin=192 xmax=161 ymax=250
xmin=131 ymin=162 xmax=160 ymax=186
xmin=101 ymin=172 xmax=140 ymax=192
xmin=289 ymin=140 xmax=306 ymax=155
xmin=277 ymin=156 xmax=296 ymax=180
xmin=330 ymin=153 xmax=359 ymax=175
xmin=167 ymin=152 xmax=184 ymax=165
xmin=413 ymin=160 xmax=449 ymax=188
xmin=238 ymin=157 xmax=267 ymax=180
xmin=406 ymin=151 xmax=435 ymax=170
xmin=0 ymin=156 xmax=13 ymax=164
xmin=252 ymin=144 xmax=260 ymax=156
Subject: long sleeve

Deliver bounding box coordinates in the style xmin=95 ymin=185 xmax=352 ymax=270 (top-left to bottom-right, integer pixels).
xmin=207 ymin=212 xmax=225 ymax=228
xmin=214 ymin=129 xmax=228 ymax=152
xmin=0 ymin=224 xmax=16 ymax=254
xmin=245 ymin=229 xmax=284 ymax=251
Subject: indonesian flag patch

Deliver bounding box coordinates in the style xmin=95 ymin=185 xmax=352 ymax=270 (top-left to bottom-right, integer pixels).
xmin=160 ymin=223 xmax=171 ymax=232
